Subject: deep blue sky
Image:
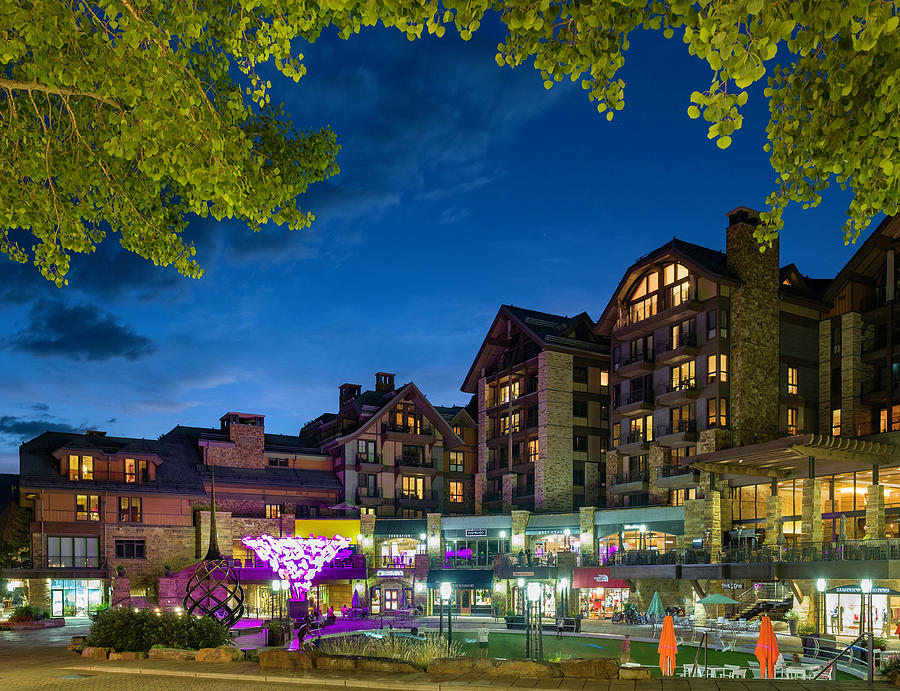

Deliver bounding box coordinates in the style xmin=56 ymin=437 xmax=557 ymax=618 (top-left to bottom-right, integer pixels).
xmin=0 ymin=21 xmax=874 ymax=473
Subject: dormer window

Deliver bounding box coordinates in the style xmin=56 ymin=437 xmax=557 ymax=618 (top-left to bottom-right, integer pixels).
xmin=125 ymin=458 xmax=136 ymax=483
xmin=67 ymin=455 xmax=93 ymax=481
xmin=124 ymin=458 xmax=149 ymax=483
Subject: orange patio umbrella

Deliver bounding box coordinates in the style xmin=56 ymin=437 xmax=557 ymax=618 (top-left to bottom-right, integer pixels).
xmin=658 ymin=614 xmax=678 ymax=676
xmin=754 ymin=615 xmax=780 ymax=678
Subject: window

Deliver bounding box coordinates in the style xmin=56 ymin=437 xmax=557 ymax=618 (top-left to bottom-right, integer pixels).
xmin=573 ymin=400 xmax=588 ymax=418
xmin=265 ymin=504 xmax=282 ymax=519
xmin=499 ymin=380 xmax=519 ymax=403
xmin=125 ymin=458 xmax=136 ymax=483
xmin=669 ymin=488 xmax=696 ymax=506
xmin=612 ymin=423 xmax=621 ymax=448
xmin=67 ymin=455 xmax=92 ymax=481
xmin=296 ymin=505 xmax=320 ymax=517
xmin=706 ymin=309 xmax=717 ymax=340
xmin=706 ymin=353 xmax=727 ymax=383
xmin=719 ymin=309 xmax=729 ymax=340
xmin=383 ymin=589 xmax=398 ymax=610
xmin=67 ymin=455 xmax=79 ymax=481
xmin=452 ymin=425 xmax=462 ymax=436
xmin=787 ymin=367 xmax=799 ymax=395
xmin=671 ymin=360 xmax=696 ymax=390
xmin=115 ymin=539 xmax=145 ymax=559
xmin=357 ymin=440 xmax=376 ymax=462
xmin=573 ymin=468 xmax=585 ymax=486
xmin=600 ymin=370 xmax=609 ymax=387
xmin=707 ymin=398 xmax=728 ymax=427
xmin=402 ymin=476 xmax=424 ymax=499
xmin=663 ymin=262 xmax=689 ymax=286
xmin=269 ymin=456 xmax=289 ymax=467
xmin=449 ymin=451 xmax=464 ymax=472
xmin=573 ymin=435 xmax=588 ymax=452
xmin=118 ymin=497 xmax=141 ymax=523
xmin=449 ymin=481 xmax=463 ymax=503
xmin=76 ymin=494 xmax=100 ymax=521
xmin=399 ymin=509 xmax=421 ymax=518
xmin=879 ymin=405 xmax=900 ymax=433
xmin=573 ymin=366 xmax=588 ymax=384
xmin=832 ymin=326 xmax=842 ymax=355
xmin=832 ymin=409 xmax=841 ymax=436
xmin=628 ymin=414 xmax=653 ymax=441
xmin=672 ymin=445 xmax=696 ymax=461
xmin=787 ymin=408 xmax=799 ymax=435
xmin=401 ymin=445 xmax=424 ymax=462
xmin=528 ymin=439 xmax=539 ymax=462
xmin=526 ymin=405 xmax=538 ymax=428
xmin=500 ymin=412 xmax=520 ymax=435
xmin=670 ymin=319 xmax=696 ymax=348
xmin=361 ymin=507 xmax=375 ymax=516
xmin=48 ymin=536 xmax=99 ymax=568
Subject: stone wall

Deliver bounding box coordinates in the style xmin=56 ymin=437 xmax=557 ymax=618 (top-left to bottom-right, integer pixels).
xmin=106 ymin=524 xmax=196 ymax=589
xmin=604 ymin=451 xmax=620 ymax=507
xmin=801 ymin=479 xmax=823 ymax=544
xmin=537 ymin=350 xmax=574 ymax=512
xmin=579 ymin=506 xmax=595 ymax=561
xmin=867 ymin=484 xmax=886 ymax=539
xmin=818 ymin=321 xmax=832 ymax=434
xmin=196 ymin=510 xmax=234 ymax=558
xmin=726 ymin=216 xmax=780 ymax=447
xmin=510 ymin=510 xmax=529 ymax=553
xmin=647 ymin=445 xmax=668 ymax=504
xmin=584 ymin=464 xmax=600 ymax=507
xmin=841 ymin=312 xmax=873 ymax=436
xmin=697 ymin=428 xmax=730 ymax=454
xmin=206 ymin=422 xmax=266 ymax=468
xmin=476 ymin=377 xmax=488 ymax=513
xmin=426 ymin=513 xmax=443 ymax=557
xmin=764 ymin=495 xmax=782 ymax=545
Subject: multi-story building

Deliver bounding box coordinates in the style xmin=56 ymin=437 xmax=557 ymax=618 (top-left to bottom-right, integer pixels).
xmin=300 ymin=372 xmax=470 ymax=518
xmin=435 ymin=402 xmax=478 ymax=515
xmin=463 ymin=305 xmax=611 ymax=515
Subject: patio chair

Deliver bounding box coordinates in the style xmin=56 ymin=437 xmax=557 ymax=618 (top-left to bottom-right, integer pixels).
xmin=724 ymin=665 xmax=748 ymax=679
xmin=679 ymin=663 xmax=702 ymax=678
xmin=773 ymin=658 xmax=787 ymax=678
xmin=736 ymin=618 xmax=747 ymax=630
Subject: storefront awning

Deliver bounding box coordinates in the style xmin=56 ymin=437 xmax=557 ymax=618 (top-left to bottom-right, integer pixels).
xmin=573 ymin=567 xmax=629 ymax=590
xmin=426 ymin=569 xmax=493 ymax=589
xmin=374 ymin=519 xmax=426 ymax=538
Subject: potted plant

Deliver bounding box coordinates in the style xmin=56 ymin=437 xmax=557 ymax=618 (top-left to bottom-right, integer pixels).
xmin=265 ymin=620 xmax=288 ymax=647
xmin=115 ymin=564 xmax=126 ymax=577
xmin=874 ymin=636 xmax=888 ymax=652
xmin=784 ymin=609 xmax=800 ymax=636
xmin=164 ymin=564 xmax=174 ymax=577
xmin=880 ymin=653 xmax=900 ymax=685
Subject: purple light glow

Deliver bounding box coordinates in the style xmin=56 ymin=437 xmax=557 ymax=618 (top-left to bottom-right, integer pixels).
xmin=241 ymin=534 xmax=352 ymax=599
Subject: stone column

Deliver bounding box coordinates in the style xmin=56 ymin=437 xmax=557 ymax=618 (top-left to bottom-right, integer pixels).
xmin=584 ymin=463 xmax=600 ymax=507
xmin=579 ymin=506 xmax=596 ymax=562
xmin=801 ymin=479 xmax=823 ymax=544
xmin=27 ymin=578 xmax=50 ymax=610
xmin=866 ymin=484 xmax=886 ymax=539
xmin=605 ymin=451 xmax=620 ymax=508
xmin=502 ymin=473 xmax=515 ymax=512
xmin=476 ymin=377 xmax=488 ymax=513
xmin=705 ymin=491 xmax=722 ymax=561
xmin=510 ymin=510 xmax=530 ymax=555
xmin=537 ymin=350 xmax=574 ymax=512
xmin=359 ymin=513 xmax=376 ymax=561
xmin=426 ymin=512 xmax=443 ymax=558
xmin=683 ymin=498 xmax=704 ymax=547
xmin=648 ymin=445 xmax=668 ymax=504
xmin=765 ymin=495 xmax=783 ymax=546
xmin=817 ymin=321 xmax=832 ymax=434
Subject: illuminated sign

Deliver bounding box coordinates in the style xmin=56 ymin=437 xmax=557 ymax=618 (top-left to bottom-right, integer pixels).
xmin=512 ymin=571 xmax=534 ymax=577
xmin=445 ymin=548 xmax=473 ymax=559
xmin=624 ymin=524 xmax=646 ymax=532
xmin=376 ymin=569 xmax=405 ymax=578
xmin=593 ymin=574 xmax=609 ymax=583
xmin=465 ymin=529 xmax=488 ymax=537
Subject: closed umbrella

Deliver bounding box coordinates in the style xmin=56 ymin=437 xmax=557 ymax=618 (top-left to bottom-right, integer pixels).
xmin=658 ymin=614 xmax=678 ymax=676
xmin=754 ymin=615 xmax=780 ymax=678
xmin=399 ymin=587 xmax=409 ymax=610
xmin=647 ymin=591 xmax=665 ymax=618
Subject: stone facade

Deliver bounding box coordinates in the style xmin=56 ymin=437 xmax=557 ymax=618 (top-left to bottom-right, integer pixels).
xmin=584 ymin=463 xmax=600 ymax=507
xmin=647 ymin=445 xmax=668 ymax=504
xmin=696 ymin=427 xmax=730 ymax=454
xmin=579 ymin=506 xmax=595 ymax=561
xmin=106 ymin=524 xmax=195 ymax=588
xmin=196 ymin=510 xmax=234 ymax=558
xmin=841 ymin=312 xmax=873 ymax=437
xmin=206 ymin=422 xmax=266 ymax=468
xmin=426 ymin=512 xmax=443 ymax=557
xmin=801 ymin=479 xmax=823 ymax=544
xmin=604 ymin=450 xmax=620 ymax=507
xmin=867 ymin=484 xmax=886 ymax=539
xmin=764 ymin=494 xmax=783 ymax=545
xmin=726 ymin=215 xmax=780 ymax=447
xmin=537 ymin=350 xmax=574 ymax=512
xmin=817 ymin=321 xmax=832 ymax=434
xmin=476 ymin=377 xmax=488 ymax=514
xmin=510 ymin=510 xmax=529 ymax=553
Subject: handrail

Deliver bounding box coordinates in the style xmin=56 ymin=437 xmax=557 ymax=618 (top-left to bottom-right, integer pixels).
xmin=812 ymin=633 xmax=866 ymax=680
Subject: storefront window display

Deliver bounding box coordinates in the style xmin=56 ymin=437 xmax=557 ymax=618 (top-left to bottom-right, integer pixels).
xmin=441 ymin=537 xmax=508 ymax=566
xmin=579 ymin=587 xmax=630 ymax=619
xmin=379 ymin=537 xmax=423 ymax=567
xmin=825 ymin=588 xmax=898 ymax=637
xmin=596 ymin=529 xmax=676 ymax=562
xmin=50 ymin=579 xmax=102 ymax=617
xmin=511 ymin=582 xmax=557 ymax=617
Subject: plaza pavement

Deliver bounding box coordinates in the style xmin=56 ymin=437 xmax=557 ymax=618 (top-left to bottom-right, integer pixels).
xmin=0 ymin=617 xmax=894 ymax=689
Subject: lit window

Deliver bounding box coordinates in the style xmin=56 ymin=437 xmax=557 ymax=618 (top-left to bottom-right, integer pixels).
xmin=449 ymin=451 xmax=464 ymax=472
xmin=449 ymin=481 xmax=463 ymax=503
xmin=528 ymin=439 xmax=539 ymax=462
xmin=787 ymin=408 xmax=798 ymax=435
xmin=452 ymin=425 xmax=462 ymax=436
xmin=76 ymin=494 xmax=100 ymax=521
xmin=600 ymin=370 xmax=609 ymax=387
xmin=707 ymin=354 xmax=727 ymax=383
xmin=265 ymin=504 xmax=282 ymax=519
xmin=787 ymin=367 xmax=799 ymax=395
xmin=67 ymin=455 xmax=79 ymax=481
xmin=119 ymin=497 xmax=141 ymax=523
xmin=125 ymin=458 xmax=136 ymax=483
xmin=402 ymin=476 xmax=424 ymax=499
xmin=832 ymin=409 xmax=841 ymax=436
xmin=612 ymin=423 xmax=621 ymax=448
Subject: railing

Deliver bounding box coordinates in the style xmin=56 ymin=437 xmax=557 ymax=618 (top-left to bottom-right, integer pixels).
xmin=396 ymin=455 xmax=435 ymax=468
xmin=430 ymin=554 xmax=496 ymax=568
xmin=40 ymin=509 xmax=193 ymax=526
xmin=512 ymin=486 xmax=535 ymax=499
xmin=44 ymin=556 xmax=105 ymax=569
xmin=615 ymin=280 xmax=698 ymax=329
xmin=620 ymin=432 xmax=649 ymax=446
xmin=617 ymin=389 xmax=654 ymax=407
xmin=382 ymin=423 xmax=434 ymax=436
xmin=356 ymin=453 xmax=384 ymax=464
xmin=665 ymin=377 xmax=697 ymax=393
xmin=656 ymin=332 xmax=698 ymax=355
xmin=486 ymin=459 xmax=507 ymax=472
xmin=660 ymin=463 xmax=694 ymax=478
xmin=397 ymin=489 xmax=439 ymax=503
xmin=614 ymin=351 xmax=654 ymax=370
xmin=381 ymin=555 xmax=416 ymax=567
xmin=658 ymin=420 xmax=697 ymax=436
xmin=483 ymin=491 xmax=502 ymax=503
xmin=612 ymin=469 xmax=649 ymax=485
xmin=356 ymin=487 xmax=383 ymax=499
xmin=610 ymin=549 xmax=678 ymax=566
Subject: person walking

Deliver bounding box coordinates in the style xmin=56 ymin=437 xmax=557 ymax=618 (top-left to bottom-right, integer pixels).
xmin=556 ymin=614 xmax=564 ymax=638
xmin=620 ymin=634 xmax=631 ymax=664
xmin=478 ymin=622 xmax=490 ymax=658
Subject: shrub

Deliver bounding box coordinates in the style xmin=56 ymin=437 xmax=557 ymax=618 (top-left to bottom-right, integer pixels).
xmin=8 ymin=605 xmax=49 ymax=622
xmin=797 ymin=623 xmax=815 ymax=638
xmin=319 ymin=632 xmax=463 ymax=669
xmin=85 ymin=608 xmax=229 ymax=652
xmin=874 ymin=636 xmax=888 ymax=650
xmin=880 ymin=654 xmax=900 ymax=676
xmin=783 ymin=609 xmax=800 ymax=621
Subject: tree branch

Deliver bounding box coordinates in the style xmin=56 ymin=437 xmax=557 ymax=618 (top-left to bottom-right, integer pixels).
xmin=0 ymin=78 xmax=120 ymax=108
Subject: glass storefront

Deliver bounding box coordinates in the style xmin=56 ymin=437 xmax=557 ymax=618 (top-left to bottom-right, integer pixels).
xmin=597 ymin=529 xmax=676 ymax=561
xmin=824 ymin=592 xmax=896 ymax=637
xmin=50 ymin=579 xmax=102 ymax=617
xmin=579 ymin=587 xmax=629 ymax=619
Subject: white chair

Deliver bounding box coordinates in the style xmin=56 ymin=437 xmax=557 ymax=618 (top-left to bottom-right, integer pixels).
xmin=680 ymin=663 xmax=701 ymax=678
xmin=723 ymin=664 xmax=743 ymax=678
xmin=773 ymin=658 xmax=787 ymax=678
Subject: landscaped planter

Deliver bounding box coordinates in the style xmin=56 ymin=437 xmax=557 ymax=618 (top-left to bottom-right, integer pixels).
xmin=3 ymin=618 xmax=65 ymax=630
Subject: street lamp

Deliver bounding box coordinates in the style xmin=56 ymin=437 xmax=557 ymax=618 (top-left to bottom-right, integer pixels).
xmin=563 ymin=528 xmax=571 ymax=551
xmin=527 ymin=582 xmax=543 ymax=660
xmin=816 ymin=579 xmax=826 ymax=635
xmin=440 ymin=582 xmax=453 ymax=652
xmin=861 ymin=579 xmax=873 ymax=683
xmin=559 ymin=577 xmax=570 ymax=617
xmin=517 ymin=577 xmax=525 ymax=615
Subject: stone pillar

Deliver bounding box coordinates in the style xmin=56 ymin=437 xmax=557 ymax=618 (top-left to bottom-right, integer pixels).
xmin=510 ymin=510 xmax=530 ymax=555
xmin=683 ymin=498 xmax=704 ymax=547
xmin=476 ymin=377 xmax=488 ymax=513
xmin=705 ymin=491 xmax=722 ymax=561
xmin=866 ymin=484 xmax=886 ymax=539
xmin=648 ymin=444 xmax=668 ymax=504
xmin=817 ymin=321 xmax=832 ymax=434
xmin=537 ymin=350 xmax=574 ymax=512
xmin=579 ymin=506 xmax=596 ymax=562
xmin=474 ymin=472 xmax=485 ymax=515
xmin=426 ymin=512 xmax=443 ymax=558
xmin=502 ymin=473 xmax=515 ymax=512
xmin=584 ymin=463 xmax=600 ymax=507
xmin=765 ymin=495 xmax=783 ymax=546
xmin=801 ymin=479 xmax=823 ymax=544
xmin=842 ymin=313 xmax=874 ymax=436
xmin=359 ymin=513 xmax=376 ymax=562
xmin=605 ymin=450 xmax=620 ymax=507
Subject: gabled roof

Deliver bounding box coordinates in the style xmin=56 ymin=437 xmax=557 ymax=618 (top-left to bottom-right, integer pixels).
xmin=434 ymin=404 xmax=476 ymax=429
xmin=596 ymin=237 xmax=740 ymax=331
xmin=461 ymin=305 xmax=608 ymax=393
xmin=778 ymin=263 xmax=830 ymax=307
xmin=320 ymin=382 xmax=464 ymax=450
xmin=195 ymin=463 xmax=341 ymax=491
xmin=823 ymin=214 xmax=898 ymax=303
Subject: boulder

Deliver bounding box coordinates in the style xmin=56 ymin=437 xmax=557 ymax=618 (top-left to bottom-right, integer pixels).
xmin=109 ymin=651 xmax=146 ymax=661
xmin=217 ymin=646 xmax=245 ymax=662
xmin=493 ymin=659 xmax=562 ymax=678
xmin=148 ymin=647 xmax=195 ymax=661
xmin=560 ymin=657 xmax=619 ymax=679
xmin=81 ymin=647 xmax=111 ymax=660
xmin=314 ymin=655 xmax=358 ymax=672
xmin=258 ymin=649 xmax=313 ymax=670
xmin=195 ymin=647 xmax=236 ymax=663
xmin=67 ymin=637 xmax=87 ymax=653
xmin=354 ymin=658 xmax=420 ymax=674
xmin=428 ymin=658 xmax=499 ymax=675
xmin=618 ymin=666 xmax=651 ymax=680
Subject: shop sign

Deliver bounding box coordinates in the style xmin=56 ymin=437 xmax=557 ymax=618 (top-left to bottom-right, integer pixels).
xmin=722 ymin=581 xmax=745 ymax=590
xmin=512 ymin=571 xmax=534 ymax=577
xmin=593 ymin=574 xmax=609 ymax=583
xmin=465 ymin=528 xmax=488 ymax=537
xmin=623 ymin=524 xmax=646 ymax=532
xmin=376 ymin=569 xmax=405 ymax=578
xmin=829 ymin=585 xmax=900 ymax=595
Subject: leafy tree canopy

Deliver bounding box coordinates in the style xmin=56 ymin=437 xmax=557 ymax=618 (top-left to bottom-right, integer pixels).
xmin=2 ymin=0 xmax=898 ymax=285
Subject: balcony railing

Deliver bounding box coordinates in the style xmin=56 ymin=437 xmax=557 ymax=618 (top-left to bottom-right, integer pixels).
xmin=397 ymin=455 xmax=435 ymax=468
xmin=356 ymin=453 xmax=384 ymax=465
xmin=483 ymin=491 xmax=502 ymax=503
xmin=356 ymin=487 xmax=383 ymax=499
xmin=616 ymin=279 xmax=698 ymax=329
xmin=666 ymin=377 xmax=697 ymax=393
xmin=512 ymin=486 xmax=535 ymax=499
xmin=382 ymin=423 xmax=434 ymax=436
xmin=612 ymin=469 xmax=649 ymax=485
xmin=381 ymin=555 xmax=416 ymax=568
xmin=658 ymin=420 xmax=697 ymax=436
xmin=430 ymin=554 xmax=496 ymax=568
xmin=45 ymin=556 xmax=104 ymax=568
xmin=657 ymin=332 xmax=698 ymax=355
xmin=660 ymin=463 xmax=694 ymax=478
xmin=614 ymin=351 xmax=654 ymax=370
xmin=620 ymin=432 xmax=649 ymax=446
xmin=617 ymin=390 xmax=654 ymax=407
xmin=486 ymin=459 xmax=508 ymax=472
xmin=398 ymin=489 xmax=439 ymax=503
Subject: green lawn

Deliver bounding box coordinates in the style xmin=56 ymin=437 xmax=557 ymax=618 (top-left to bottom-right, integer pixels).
xmin=453 ymin=631 xmax=852 ymax=680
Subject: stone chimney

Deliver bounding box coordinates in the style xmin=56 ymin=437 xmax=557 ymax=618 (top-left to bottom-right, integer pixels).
xmin=724 ymin=207 xmax=780 ymax=446
xmin=210 ymin=413 xmax=266 ymax=468
xmin=339 ymin=383 xmax=362 ymax=407
xmin=375 ymin=372 xmax=395 ymax=393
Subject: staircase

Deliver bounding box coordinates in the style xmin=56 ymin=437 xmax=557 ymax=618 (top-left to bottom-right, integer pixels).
xmin=729 ymin=582 xmax=793 ymax=621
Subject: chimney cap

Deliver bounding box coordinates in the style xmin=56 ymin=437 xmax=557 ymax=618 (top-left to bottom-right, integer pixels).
xmin=375 ymin=371 xmax=396 ymax=377
xmin=85 ymin=430 xmax=106 ymax=437
xmin=725 ymin=205 xmax=761 ymax=218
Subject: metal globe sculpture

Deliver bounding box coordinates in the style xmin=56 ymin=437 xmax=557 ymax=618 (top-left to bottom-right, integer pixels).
xmin=182 ymin=467 xmax=244 ymax=627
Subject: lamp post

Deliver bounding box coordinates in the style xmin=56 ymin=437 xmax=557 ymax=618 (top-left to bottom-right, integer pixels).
xmin=816 ymin=579 xmax=826 ymax=635
xmin=527 ymin=582 xmax=543 ymax=660
xmin=517 ymin=577 xmax=525 ymax=616
xmin=563 ymin=528 xmax=571 ymax=552
xmin=441 ymin=582 xmax=453 ymax=653
xmin=861 ymin=579 xmax=873 ymax=684
xmin=559 ymin=577 xmax=570 ymax=617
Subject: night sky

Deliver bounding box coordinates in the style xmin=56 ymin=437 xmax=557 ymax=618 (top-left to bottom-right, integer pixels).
xmin=0 ymin=21 xmax=876 ymax=473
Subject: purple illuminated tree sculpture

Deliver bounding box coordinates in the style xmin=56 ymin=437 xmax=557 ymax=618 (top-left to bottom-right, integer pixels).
xmin=183 ymin=467 xmax=245 ymax=627
xmin=242 ymin=534 xmax=352 ymax=600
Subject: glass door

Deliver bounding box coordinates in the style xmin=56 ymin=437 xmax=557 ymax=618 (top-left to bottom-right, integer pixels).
xmin=51 ymin=590 xmax=63 ymax=618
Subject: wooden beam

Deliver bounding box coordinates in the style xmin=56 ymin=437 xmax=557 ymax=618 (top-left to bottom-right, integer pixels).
xmin=690 ymin=580 xmax=706 ymax=599
xmin=790 ymin=445 xmax=896 ymax=466
xmin=692 ymin=461 xmax=792 ymax=479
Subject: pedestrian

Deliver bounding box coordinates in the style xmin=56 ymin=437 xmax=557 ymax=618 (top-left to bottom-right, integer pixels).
xmin=525 ymin=548 xmax=532 ymax=566
xmin=478 ymin=622 xmax=490 ymax=657
xmin=620 ymin=634 xmax=631 ymax=664
xmin=556 ymin=613 xmax=564 ymax=638
xmin=518 ymin=549 xmax=525 ymax=566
